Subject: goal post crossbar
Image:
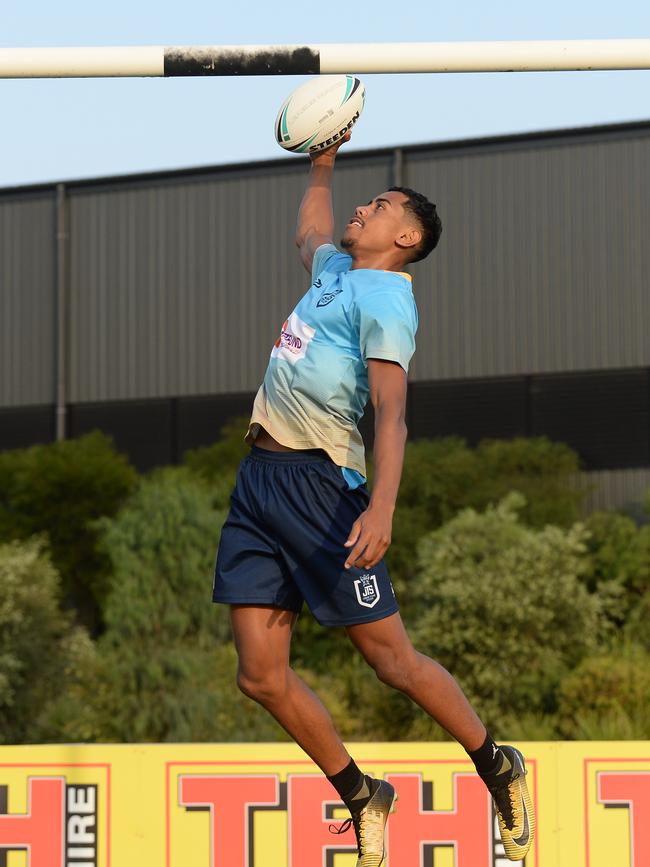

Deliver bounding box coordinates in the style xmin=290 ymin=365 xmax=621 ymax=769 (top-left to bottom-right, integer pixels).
xmin=1 ymin=39 xmax=650 ymax=79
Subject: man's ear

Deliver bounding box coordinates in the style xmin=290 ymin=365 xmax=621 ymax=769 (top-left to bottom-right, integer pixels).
xmin=396 ymin=226 xmax=422 ymax=252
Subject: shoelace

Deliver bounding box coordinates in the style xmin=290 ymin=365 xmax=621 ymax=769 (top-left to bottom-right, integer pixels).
xmin=358 ymin=810 xmax=386 ymax=852
xmin=329 ymin=818 xmax=354 ymax=836
xmin=495 ymin=779 xmax=522 ymax=831
xmin=328 ymin=810 xmax=384 ymax=854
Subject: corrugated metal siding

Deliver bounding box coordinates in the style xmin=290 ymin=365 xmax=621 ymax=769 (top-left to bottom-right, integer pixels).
xmin=0 ymin=194 xmax=55 ymax=406
xmin=67 ymin=156 xmax=391 ymax=401
xmin=580 ymin=468 xmax=650 ymax=516
xmin=406 ymin=133 xmax=650 ymax=381
xmin=3 ymin=124 xmax=650 ymax=404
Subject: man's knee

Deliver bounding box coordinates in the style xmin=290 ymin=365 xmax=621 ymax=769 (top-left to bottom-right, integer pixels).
xmin=368 ymin=647 xmax=418 ymax=691
xmin=236 ymin=665 xmax=287 ymax=706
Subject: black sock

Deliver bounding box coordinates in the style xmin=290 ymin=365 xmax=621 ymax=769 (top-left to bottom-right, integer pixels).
xmin=327 ymin=759 xmax=373 ymax=809
xmin=467 ymin=731 xmax=504 ymax=778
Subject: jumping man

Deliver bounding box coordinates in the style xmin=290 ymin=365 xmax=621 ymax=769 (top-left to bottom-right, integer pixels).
xmin=213 ymin=134 xmax=536 ymax=865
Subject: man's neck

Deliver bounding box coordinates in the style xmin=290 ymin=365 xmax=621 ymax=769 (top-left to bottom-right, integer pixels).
xmin=349 ymin=253 xmax=405 ymax=272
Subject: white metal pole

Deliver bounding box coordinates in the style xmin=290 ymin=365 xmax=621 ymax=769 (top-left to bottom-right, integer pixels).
xmin=320 ymin=39 xmax=650 ymax=74
xmin=0 ymin=46 xmax=163 ymax=78
xmin=0 ymin=40 xmax=650 ymax=79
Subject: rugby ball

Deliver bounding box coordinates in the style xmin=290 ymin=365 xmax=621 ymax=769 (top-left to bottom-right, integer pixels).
xmin=275 ymin=75 xmax=365 ymax=155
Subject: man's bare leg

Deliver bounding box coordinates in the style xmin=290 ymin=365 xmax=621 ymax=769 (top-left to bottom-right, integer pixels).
xmin=346 ymin=612 xmax=487 ymax=750
xmin=231 ymin=603 xmax=400 ymax=865
xmin=347 ymin=611 xmax=536 ymax=862
xmin=230 ymin=604 xmax=351 ymax=775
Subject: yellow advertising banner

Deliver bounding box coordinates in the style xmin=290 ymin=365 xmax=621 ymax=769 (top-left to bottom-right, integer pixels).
xmin=0 ymin=740 xmax=648 ymax=866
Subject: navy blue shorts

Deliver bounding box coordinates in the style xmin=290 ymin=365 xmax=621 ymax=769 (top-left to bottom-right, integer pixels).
xmin=213 ymin=446 xmax=399 ymax=627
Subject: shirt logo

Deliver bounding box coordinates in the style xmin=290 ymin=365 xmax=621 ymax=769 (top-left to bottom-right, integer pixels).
xmin=316 ymin=288 xmax=343 ymax=308
xmin=354 ymin=574 xmax=380 ymax=608
xmin=271 ymin=312 xmax=315 ymax=365
xmin=314 ymin=278 xmax=323 ymax=288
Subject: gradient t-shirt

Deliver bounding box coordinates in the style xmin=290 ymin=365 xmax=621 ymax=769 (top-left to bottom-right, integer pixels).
xmin=247 ymin=244 xmax=418 ymax=477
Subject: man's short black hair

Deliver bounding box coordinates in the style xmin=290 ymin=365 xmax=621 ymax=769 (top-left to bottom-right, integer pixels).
xmin=389 ymin=186 xmax=443 ymax=263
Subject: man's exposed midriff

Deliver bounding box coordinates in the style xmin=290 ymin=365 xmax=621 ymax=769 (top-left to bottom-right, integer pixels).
xmin=254 ymin=427 xmax=301 ymax=452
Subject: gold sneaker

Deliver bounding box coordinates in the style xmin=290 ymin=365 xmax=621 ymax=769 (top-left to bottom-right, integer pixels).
xmin=330 ymin=778 xmax=397 ymax=867
xmin=487 ymin=745 xmax=536 ymax=861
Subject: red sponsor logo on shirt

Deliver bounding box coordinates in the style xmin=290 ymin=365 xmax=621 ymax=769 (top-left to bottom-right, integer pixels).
xmin=274 ymin=321 xmax=303 ymax=354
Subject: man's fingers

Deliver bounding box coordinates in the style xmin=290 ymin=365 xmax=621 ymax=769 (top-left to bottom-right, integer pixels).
xmin=361 ymin=542 xmax=383 ymax=568
xmin=344 ymin=540 xmax=364 ymax=568
xmin=344 ymin=531 xmax=388 ymax=569
xmin=344 ymin=520 xmax=362 ymax=547
xmin=344 ymin=534 xmax=369 ymax=569
xmin=312 ymin=131 xmax=351 ymax=163
xmin=344 ymin=511 xmax=392 ymax=568
xmin=356 ymin=543 xmax=382 ymax=570
xmin=350 ymin=535 xmax=391 ymax=570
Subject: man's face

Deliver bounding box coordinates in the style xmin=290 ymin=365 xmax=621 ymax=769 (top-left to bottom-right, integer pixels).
xmin=340 ymin=190 xmax=416 ymax=259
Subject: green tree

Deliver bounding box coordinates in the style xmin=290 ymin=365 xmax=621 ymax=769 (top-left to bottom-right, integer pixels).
xmin=581 ymin=511 xmax=650 ymax=634
xmin=557 ymin=642 xmax=650 ymax=739
xmin=184 ymin=417 xmax=250 ymax=508
xmin=0 ymin=432 xmax=138 ymax=629
xmin=625 ymin=590 xmax=650 ymax=651
xmin=89 ymin=468 xmax=284 ymax=742
xmin=407 ymin=493 xmax=599 ymax=738
xmin=470 ymin=438 xmax=585 ymax=527
xmin=0 ymin=539 xmax=92 ymax=744
xmin=386 ymin=437 xmax=584 ymax=612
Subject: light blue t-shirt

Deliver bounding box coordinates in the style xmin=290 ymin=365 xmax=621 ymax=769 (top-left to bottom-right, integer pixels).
xmin=248 ymin=244 xmax=419 ymax=482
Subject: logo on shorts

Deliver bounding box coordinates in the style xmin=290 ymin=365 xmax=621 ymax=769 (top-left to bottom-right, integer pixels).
xmin=317 ymin=289 xmax=343 ymax=307
xmin=354 ymin=574 xmax=380 ymax=608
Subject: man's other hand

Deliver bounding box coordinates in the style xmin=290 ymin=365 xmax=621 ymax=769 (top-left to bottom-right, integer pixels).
xmin=344 ymin=503 xmax=393 ymax=570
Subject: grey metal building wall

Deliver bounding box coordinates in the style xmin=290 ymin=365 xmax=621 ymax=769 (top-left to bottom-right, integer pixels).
xmin=1 ymin=123 xmax=649 ymax=405
xmin=405 ymin=128 xmax=650 ymax=382
xmin=61 ymin=124 xmax=650 ymax=402
xmin=581 ymin=468 xmax=650 ymax=516
xmin=0 ymin=192 xmax=56 ymax=407
xmin=1 ymin=122 xmax=650 ymax=513
xmin=67 ymin=154 xmax=391 ymax=401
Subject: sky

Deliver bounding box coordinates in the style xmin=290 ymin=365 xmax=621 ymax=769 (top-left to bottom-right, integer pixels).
xmin=1 ymin=0 xmax=650 ymax=188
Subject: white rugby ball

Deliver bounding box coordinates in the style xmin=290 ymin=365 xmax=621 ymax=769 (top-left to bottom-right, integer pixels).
xmin=275 ymin=74 xmax=365 ymax=155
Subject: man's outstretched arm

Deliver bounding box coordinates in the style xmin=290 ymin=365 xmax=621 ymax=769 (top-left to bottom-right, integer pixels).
xmin=344 ymin=359 xmax=408 ymax=570
xmin=295 ymin=134 xmax=349 ymax=273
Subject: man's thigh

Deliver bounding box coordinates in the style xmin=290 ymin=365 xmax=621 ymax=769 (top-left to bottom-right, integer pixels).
xmin=230 ymin=604 xmax=298 ymax=672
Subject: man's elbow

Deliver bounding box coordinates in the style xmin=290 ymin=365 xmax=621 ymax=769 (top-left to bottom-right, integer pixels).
xmin=374 ymin=405 xmax=408 ymax=435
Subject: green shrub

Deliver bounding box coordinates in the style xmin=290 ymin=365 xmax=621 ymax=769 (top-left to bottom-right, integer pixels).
xmin=386 ymin=437 xmax=585 ymax=611
xmin=89 ymin=469 xmax=283 ymax=742
xmin=583 ymin=511 xmax=650 ymax=591
xmin=470 ymin=438 xmax=585 ymax=527
xmin=0 ymin=432 xmax=138 ymax=628
xmin=408 ymin=493 xmax=599 ymax=737
xmin=578 ymin=511 xmax=650 ymax=643
xmin=98 ymin=468 xmax=227 ymax=647
xmin=625 ymin=591 xmax=650 ymax=651
xmin=557 ymin=643 xmax=650 ymax=739
xmin=184 ymin=417 xmax=250 ymax=508
xmin=395 ymin=436 xmax=583 ymax=529
xmin=0 ymin=539 xmax=92 ymax=744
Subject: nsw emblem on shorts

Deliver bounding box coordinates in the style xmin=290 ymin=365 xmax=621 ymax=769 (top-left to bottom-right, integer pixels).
xmin=354 ymin=573 xmax=380 ymax=608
